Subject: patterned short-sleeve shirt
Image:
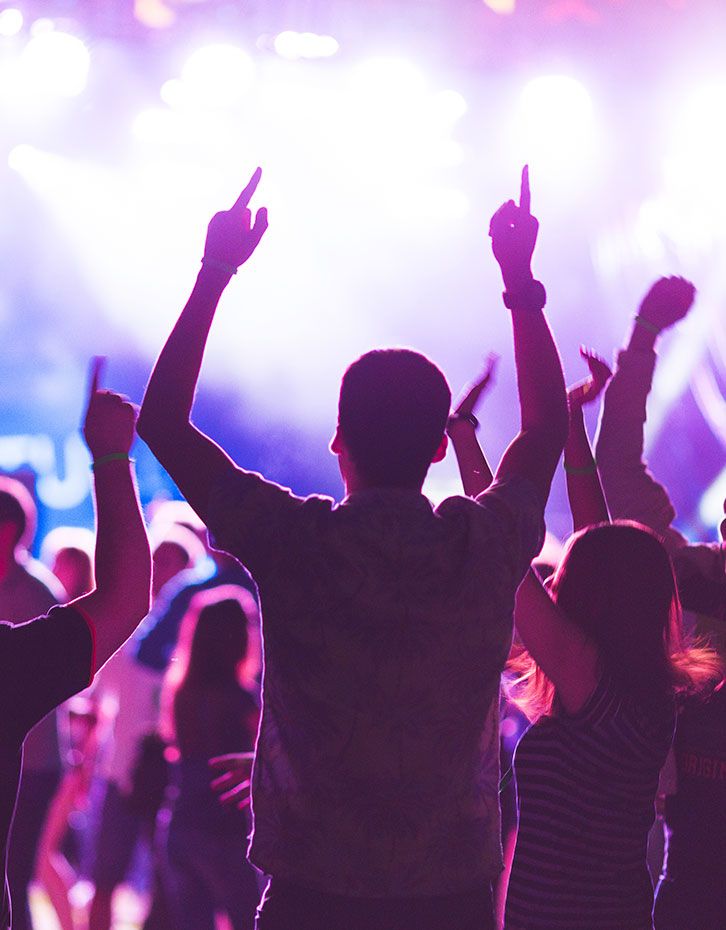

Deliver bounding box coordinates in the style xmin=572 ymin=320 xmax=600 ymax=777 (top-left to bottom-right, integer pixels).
xmin=207 ymin=471 xmax=544 ymax=897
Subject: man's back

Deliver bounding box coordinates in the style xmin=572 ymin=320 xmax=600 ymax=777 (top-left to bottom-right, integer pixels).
xmin=207 ymin=469 xmax=543 ymax=895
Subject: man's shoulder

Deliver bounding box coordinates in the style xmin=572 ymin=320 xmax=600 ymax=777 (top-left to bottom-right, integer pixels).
xmin=0 ymin=558 xmax=64 ymax=621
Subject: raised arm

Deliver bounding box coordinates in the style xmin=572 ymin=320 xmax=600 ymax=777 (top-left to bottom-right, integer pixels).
xmin=73 ymin=359 xmax=152 ymax=671
xmin=564 ymin=348 xmax=611 ymax=531
xmin=490 ymin=167 xmax=568 ymax=503
xmin=447 ymin=354 xmax=498 ymax=498
xmin=595 ymin=276 xmax=695 ymax=552
xmin=136 ymin=169 xmax=268 ymax=523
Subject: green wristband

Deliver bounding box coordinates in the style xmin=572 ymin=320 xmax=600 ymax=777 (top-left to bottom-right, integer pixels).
xmin=563 ymin=461 xmax=598 ymax=475
xmin=634 ymin=315 xmax=661 ymax=336
xmin=202 ymin=256 xmax=237 ymax=276
xmin=92 ymin=453 xmax=133 ymax=471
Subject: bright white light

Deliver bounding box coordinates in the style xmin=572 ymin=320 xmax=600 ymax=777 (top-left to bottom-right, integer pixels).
xmin=181 ymin=45 xmax=254 ymax=107
xmin=483 ymin=0 xmax=516 ymax=13
xmin=664 ymin=83 xmax=726 ymax=207
xmin=30 ymin=17 xmax=55 ymax=36
xmin=160 ymin=78 xmax=184 ymax=107
xmin=21 ymin=31 xmax=90 ymax=97
xmin=513 ymin=75 xmax=595 ymax=175
xmin=0 ymin=8 xmax=23 ymax=37
xmin=431 ymin=89 xmax=468 ymax=124
xmin=273 ymin=31 xmax=339 ymax=60
xmin=350 ymin=57 xmax=427 ymax=101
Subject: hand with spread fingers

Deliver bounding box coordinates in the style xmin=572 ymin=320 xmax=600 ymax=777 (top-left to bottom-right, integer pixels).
xmin=209 ymin=752 xmax=254 ymax=810
xmin=489 ymin=165 xmax=539 ymax=290
xmin=203 ymin=167 xmax=269 ymax=273
xmin=83 ymin=357 xmax=137 ymax=459
xmin=567 ymin=347 xmax=612 ymax=412
xmin=452 ymin=353 xmax=500 ymax=421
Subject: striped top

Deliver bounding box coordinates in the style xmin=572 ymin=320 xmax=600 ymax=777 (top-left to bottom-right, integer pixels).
xmin=505 ymin=674 xmax=675 ymax=930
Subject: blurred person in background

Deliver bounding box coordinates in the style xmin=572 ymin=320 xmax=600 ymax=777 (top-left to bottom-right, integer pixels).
xmin=0 ymin=357 xmax=152 ymax=930
xmin=86 ymin=525 xmax=202 ymax=930
xmin=159 ymin=588 xmax=261 ymax=930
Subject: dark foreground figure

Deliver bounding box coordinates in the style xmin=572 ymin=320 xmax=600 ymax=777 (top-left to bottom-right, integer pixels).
xmin=0 ymin=362 xmax=151 ymax=929
xmin=138 ymin=167 xmax=568 ymax=929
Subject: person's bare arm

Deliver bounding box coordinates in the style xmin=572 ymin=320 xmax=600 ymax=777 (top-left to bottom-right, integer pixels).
xmin=595 ymin=276 xmax=695 ymax=552
xmin=515 ymin=570 xmax=599 ymax=716
xmin=447 ymin=354 xmax=498 ymax=498
xmin=73 ymin=359 xmax=152 ymax=671
xmin=490 ymin=168 xmax=568 ymax=504
xmin=564 ymin=348 xmax=611 ymax=532
xmin=136 ymin=169 xmax=268 ymax=524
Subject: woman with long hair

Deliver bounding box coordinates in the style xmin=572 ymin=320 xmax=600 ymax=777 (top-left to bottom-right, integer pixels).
xmin=159 ymin=585 xmax=261 ymax=930
xmin=448 ymin=349 xmax=722 ymax=929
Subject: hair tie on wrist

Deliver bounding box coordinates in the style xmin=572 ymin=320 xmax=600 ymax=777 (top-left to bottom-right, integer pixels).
xmin=446 ymin=412 xmax=479 ymax=434
xmin=563 ymin=461 xmax=598 ymax=475
xmin=634 ymin=315 xmax=661 ymax=336
xmin=202 ymin=256 xmax=238 ymax=276
xmin=92 ymin=453 xmax=133 ymax=471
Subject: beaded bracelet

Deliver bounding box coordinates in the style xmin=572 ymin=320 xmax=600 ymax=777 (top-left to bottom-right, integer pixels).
xmin=92 ymin=453 xmax=134 ymax=471
xmin=634 ymin=315 xmax=661 ymax=336
xmin=563 ymin=461 xmax=598 ymax=475
xmin=202 ymin=256 xmax=238 ymax=276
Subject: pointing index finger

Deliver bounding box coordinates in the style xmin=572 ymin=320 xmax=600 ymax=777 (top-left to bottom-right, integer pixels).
xmin=89 ymin=356 xmax=106 ymax=400
xmin=232 ymin=167 xmax=262 ymax=212
xmin=520 ymin=165 xmax=531 ymax=215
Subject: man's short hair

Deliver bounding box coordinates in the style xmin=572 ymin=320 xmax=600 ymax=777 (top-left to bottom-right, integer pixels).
xmin=0 ymin=476 xmax=37 ymax=550
xmin=338 ymin=348 xmax=451 ymax=488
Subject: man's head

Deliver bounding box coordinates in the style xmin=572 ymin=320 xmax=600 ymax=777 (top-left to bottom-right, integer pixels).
xmin=0 ymin=476 xmax=37 ymax=557
xmin=331 ymin=348 xmax=451 ymax=491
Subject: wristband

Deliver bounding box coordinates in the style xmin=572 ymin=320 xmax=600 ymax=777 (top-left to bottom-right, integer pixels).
xmin=92 ymin=453 xmax=134 ymax=471
xmin=634 ymin=315 xmax=661 ymax=336
xmin=502 ymin=279 xmax=547 ymax=311
xmin=446 ymin=412 xmax=479 ymax=433
xmin=563 ymin=461 xmax=598 ymax=475
xmin=202 ymin=256 xmax=237 ymax=276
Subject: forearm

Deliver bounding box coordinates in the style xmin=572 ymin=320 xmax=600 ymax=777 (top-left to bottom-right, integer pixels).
xmin=92 ymin=460 xmax=151 ymax=621
xmin=448 ymin=424 xmax=494 ymax=498
xmin=510 ymin=305 xmax=568 ymax=441
xmin=564 ymin=406 xmax=609 ymax=531
xmin=138 ymin=265 xmax=232 ymax=436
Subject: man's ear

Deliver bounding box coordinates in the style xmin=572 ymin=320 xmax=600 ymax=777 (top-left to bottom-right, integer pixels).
xmin=330 ymin=426 xmax=343 ymax=455
xmin=430 ymin=433 xmax=448 ymax=463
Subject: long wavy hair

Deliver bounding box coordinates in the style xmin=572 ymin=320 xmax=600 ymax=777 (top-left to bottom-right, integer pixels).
xmin=161 ymin=585 xmax=260 ymax=743
xmin=507 ymin=521 xmax=724 ymax=721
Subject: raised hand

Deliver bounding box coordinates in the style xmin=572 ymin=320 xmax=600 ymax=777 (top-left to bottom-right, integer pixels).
xmin=637 ymin=276 xmax=695 ymax=332
xmin=203 ymin=168 xmax=269 ymax=272
xmin=209 ymin=752 xmax=254 ymax=809
xmin=83 ymin=357 xmax=137 ymax=459
xmin=567 ymin=347 xmax=612 ymax=411
xmin=489 ymin=165 xmax=539 ymax=290
xmin=453 ymin=353 xmax=500 ymax=419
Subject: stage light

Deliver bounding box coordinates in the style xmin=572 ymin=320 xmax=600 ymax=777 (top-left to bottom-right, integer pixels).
xmin=180 ymin=44 xmax=254 ymax=107
xmin=483 ymin=0 xmax=516 ymax=13
xmin=273 ymin=31 xmax=339 ymax=60
xmin=21 ymin=30 xmax=90 ymax=97
xmin=430 ymin=89 xmax=468 ymax=125
xmin=664 ymin=83 xmax=726 ymax=206
xmin=350 ymin=57 xmax=427 ymax=103
xmin=0 ymin=8 xmax=23 ymax=37
xmin=513 ymin=74 xmax=595 ymax=175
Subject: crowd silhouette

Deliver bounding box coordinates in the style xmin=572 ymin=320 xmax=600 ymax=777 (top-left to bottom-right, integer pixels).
xmin=0 ymin=168 xmax=723 ymax=930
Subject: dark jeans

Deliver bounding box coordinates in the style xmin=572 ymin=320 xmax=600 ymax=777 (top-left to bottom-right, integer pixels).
xmin=7 ymin=769 xmax=59 ymax=930
xmin=255 ymin=878 xmax=495 ymax=930
xmin=654 ymin=874 xmax=726 ymax=930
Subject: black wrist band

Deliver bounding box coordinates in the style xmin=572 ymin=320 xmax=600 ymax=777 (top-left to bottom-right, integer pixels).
xmin=502 ymin=279 xmax=546 ymax=311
